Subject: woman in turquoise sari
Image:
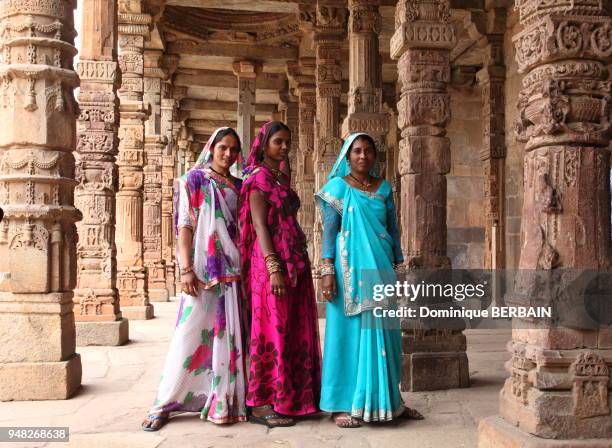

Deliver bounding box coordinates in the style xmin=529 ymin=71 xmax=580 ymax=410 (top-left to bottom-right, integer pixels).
xmin=315 ymin=133 xmax=424 ymax=428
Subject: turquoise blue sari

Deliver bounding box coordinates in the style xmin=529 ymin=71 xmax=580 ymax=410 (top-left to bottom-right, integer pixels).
xmin=315 ymin=133 xmax=405 ymax=421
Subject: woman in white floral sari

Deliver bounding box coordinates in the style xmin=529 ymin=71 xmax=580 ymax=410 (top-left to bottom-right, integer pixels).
xmin=142 ymin=127 xmax=247 ymax=430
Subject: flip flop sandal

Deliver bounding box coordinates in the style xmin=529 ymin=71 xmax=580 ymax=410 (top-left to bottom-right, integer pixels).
xmin=142 ymin=414 xmax=169 ymax=432
xmin=403 ymin=407 xmax=425 ymax=420
xmin=249 ymin=408 xmax=296 ymax=428
xmin=332 ymin=413 xmax=362 ymax=428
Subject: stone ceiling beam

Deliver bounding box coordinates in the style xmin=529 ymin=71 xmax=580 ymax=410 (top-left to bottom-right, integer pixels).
xmin=180 ymin=99 xmax=277 ymax=114
xmin=167 ymin=41 xmax=298 ymax=61
xmin=175 ymin=69 xmax=287 ymax=90
xmin=165 ymin=0 xmax=299 ymax=13
xmin=187 ymin=119 xmax=267 ymax=134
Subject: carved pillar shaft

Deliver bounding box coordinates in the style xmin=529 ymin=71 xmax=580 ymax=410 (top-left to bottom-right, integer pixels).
xmin=233 ymin=61 xmax=260 ymax=160
xmin=313 ymin=3 xmax=346 ymax=270
xmin=279 ymin=94 xmax=299 ymax=189
xmin=185 ymin=140 xmax=198 ymax=171
xmin=480 ymin=1 xmax=612 ymax=444
xmin=391 ymin=0 xmax=469 ymax=392
xmin=296 ymin=81 xmax=316 ymax=260
xmin=115 ymin=4 xmax=153 ymax=320
xmin=143 ymin=52 xmax=168 ymax=302
xmin=478 ymin=32 xmax=506 ymax=271
xmin=343 ymin=0 xmax=388 ymax=160
xmin=161 ymin=91 xmax=177 ymax=297
xmin=0 ymin=0 xmax=82 ymax=400
xmin=73 ymin=0 xmax=129 ymax=346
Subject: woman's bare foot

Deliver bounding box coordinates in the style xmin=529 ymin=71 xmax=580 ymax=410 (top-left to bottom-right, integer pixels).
xmin=333 ymin=412 xmax=362 ymax=428
xmin=142 ymin=412 xmax=169 ymax=431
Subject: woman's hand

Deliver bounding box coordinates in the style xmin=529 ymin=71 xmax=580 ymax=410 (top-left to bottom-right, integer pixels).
xmin=270 ymin=271 xmax=286 ymax=297
xmin=321 ymin=274 xmax=337 ymax=302
xmin=181 ymin=271 xmax=198 ymax=296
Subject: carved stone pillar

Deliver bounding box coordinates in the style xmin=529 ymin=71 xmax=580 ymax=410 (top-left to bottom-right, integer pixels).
xmin=343 ymin=0 xmax=388 ymax=169
xmin=391 ymin=0 xmax=469 ymax=391
xmin=0 ymin=0 xmax=82 ymax=399
xmin=143 ymin=51 xmax=167 ymax=302
xmin=314 ymin=3 xmax=346 ymax=269
xmin=279 ymin=93 xmax=299 ymax=188
xmin=116 ymin=3 xmax=153 ymax=320
xmin=185 ymin=139 xmax=198 ymax=171
xmin=477 ymin=12 xmax=507 ymax=272
xmin=233 ymin=61 xmax=261 ymax=159
xmin=293 ymin=63 xmax=317 ymax=260
xmin=176 ymin=135 xmax=189 ymax=175
xmin=479 ymin=1 xmax=612 ymax=445
xmin=160 ymin=77 xmax=178 ymax=298
xmin=74 ymin=0 xmax=128 ymax=346
xmin=143 ymin=134 xmax=167 ymax=301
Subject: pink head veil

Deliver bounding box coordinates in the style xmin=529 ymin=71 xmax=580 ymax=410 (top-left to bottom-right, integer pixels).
xmin=242 ymin=121 xmax=290 ymax=176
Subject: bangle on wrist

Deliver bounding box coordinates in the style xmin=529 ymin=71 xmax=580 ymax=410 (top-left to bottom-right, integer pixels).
xmin=265 ymin=253 xmax=283 ymax=276
xmin=320 ymin=263 xmax=335 ymax=276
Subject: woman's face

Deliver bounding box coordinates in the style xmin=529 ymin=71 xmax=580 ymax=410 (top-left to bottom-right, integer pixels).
xmin=264 ymin=129 xmax=291 ymax=162
xmin=211 ymin=134 xmax=240 ymax=170
xmin=348 ymin=137 xmax=376 ymax=174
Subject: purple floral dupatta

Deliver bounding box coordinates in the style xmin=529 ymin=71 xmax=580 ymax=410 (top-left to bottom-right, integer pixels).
xmin=174 ymin=129 xmax=242 ymax=289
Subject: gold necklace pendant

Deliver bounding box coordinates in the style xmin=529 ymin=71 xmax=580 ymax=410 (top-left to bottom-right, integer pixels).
xmin=349 ymin=173 xmax=372 ymax=190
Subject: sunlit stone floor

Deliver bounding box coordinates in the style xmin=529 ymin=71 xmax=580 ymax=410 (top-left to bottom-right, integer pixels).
xmin=0 ymin=298 xmax=510 ymax=448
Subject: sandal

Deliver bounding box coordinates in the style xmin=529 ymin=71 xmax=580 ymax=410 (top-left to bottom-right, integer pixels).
xmin=402 ymin=407 xmax=424 ymax=420
xmin=142 ymin=413 xmax=169 ymax=432
xmin=249 ymin=405 xmax=295 ymax=428
xmin=333 ymin=412 xmax=362 ymax=428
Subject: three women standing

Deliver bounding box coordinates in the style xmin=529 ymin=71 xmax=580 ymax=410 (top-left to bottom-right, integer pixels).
xmin=143 ymin=125 xmax=420 ymax=431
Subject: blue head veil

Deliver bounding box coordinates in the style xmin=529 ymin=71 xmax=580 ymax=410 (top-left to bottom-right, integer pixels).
xmin=327 ymin=132 xmax=379 ymax=181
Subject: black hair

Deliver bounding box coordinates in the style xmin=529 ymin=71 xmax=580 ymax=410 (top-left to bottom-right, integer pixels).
xmin=346 ymin=134 xmax=377 ymax=159
xmin=210 ymin=127 xmax=241 ymax=153
xmin=257 ymin=121 xmax=291 ymax=162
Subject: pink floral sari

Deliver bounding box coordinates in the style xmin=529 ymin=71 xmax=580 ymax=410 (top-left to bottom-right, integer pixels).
xmin=239 ymin=122 xmax=321 ymax=415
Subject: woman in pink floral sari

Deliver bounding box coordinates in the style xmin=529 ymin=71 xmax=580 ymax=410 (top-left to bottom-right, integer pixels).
xmin=239 ymin=121 xmax=321 ymax=427
xmin=142 ymin=127 xmax=247 ymax=431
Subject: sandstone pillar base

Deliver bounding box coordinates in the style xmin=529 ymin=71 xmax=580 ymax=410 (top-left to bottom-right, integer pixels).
xmin=148 ymin=288 xmax=169 ymax=302
xmin=0 ymin=355 xmax=82 ymax=401
xmin=478 ymin=416 xmax=612 ymax=448
xmin=401 ymin=331 xmax=469 ymax=391
xmin=402 ymin=351 xmax=469 ymax=391
xmin=76 ymin=319 xmax=129 ymax=347
xmin=122 ymin=305 xmax=154 ymax=320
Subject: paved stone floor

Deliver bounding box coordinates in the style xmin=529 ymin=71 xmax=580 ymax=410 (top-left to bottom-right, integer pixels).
xmin=1 ymin=298 xmax=510 ymax=448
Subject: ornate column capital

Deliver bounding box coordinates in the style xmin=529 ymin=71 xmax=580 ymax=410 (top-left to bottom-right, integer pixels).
xmin=391 ymin=0 xmax=455 ymax=59
xmin=232 ymin=60 xmax=262 ymax=79
xmin=315 ymin=4 xmax=347 ymax=41
xmin=348 ymin=0 xmax=382 ymax=35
